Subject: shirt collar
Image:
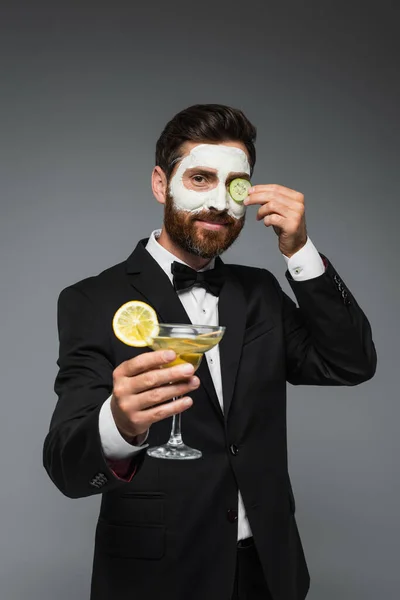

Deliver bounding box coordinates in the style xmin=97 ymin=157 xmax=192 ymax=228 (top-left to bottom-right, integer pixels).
xmin=145 ymin=229 xmax=215 ymax=284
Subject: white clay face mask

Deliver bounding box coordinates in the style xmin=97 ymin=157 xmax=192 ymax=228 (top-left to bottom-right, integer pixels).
xmin=168 ymin=144 xmax=251 ymax=219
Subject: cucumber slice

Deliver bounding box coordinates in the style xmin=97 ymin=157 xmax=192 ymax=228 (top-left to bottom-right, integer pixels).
xmin=229 ymin=178 xmax=251 ymax=202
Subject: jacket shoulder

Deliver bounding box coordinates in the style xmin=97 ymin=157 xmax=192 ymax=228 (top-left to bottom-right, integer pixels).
xmin=58 ymin=260 xmax=127 ymax=300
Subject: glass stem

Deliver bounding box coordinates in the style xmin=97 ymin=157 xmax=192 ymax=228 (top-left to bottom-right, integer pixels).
xmin=167 ymin=398 xmax=183 ymax=447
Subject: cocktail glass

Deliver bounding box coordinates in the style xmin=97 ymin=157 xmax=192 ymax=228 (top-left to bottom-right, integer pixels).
xmin=146 ymin=323 xmax=225 ymax=460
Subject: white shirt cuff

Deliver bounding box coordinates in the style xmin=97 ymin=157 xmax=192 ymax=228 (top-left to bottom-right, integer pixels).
xmin=282 ymin=237 xmax=325 ymax=281
xmin=99 ymin=396 xmax=149 ymax=461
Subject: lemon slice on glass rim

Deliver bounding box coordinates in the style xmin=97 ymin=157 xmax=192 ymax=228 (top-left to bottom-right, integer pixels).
xmin=112 ymin=300 xmax=159 ymax=347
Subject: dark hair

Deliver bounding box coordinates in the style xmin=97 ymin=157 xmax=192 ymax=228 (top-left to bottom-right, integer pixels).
xmin=155 ymin=104 xmax=257 ymax=180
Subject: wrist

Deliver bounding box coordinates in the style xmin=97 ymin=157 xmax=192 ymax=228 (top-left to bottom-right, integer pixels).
xmin=116 ymin=425 xmax=148 ymax=446
xmin=117 ymin=429 xmax=137 ymax=444
xmin=280 ymin=236 xmax=308 ymax=258
xmin=131 ymin=431 xmax=149 ymax=446
xmin=110 ymin=395 xmax=140 ymax=443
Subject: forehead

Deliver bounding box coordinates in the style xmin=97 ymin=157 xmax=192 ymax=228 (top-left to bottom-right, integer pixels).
xmin=178 ymin=142 xmax=250 ymax=173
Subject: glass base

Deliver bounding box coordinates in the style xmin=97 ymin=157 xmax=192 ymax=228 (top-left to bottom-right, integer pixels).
xmin=147 ymin=443 xmax=202 ymax=460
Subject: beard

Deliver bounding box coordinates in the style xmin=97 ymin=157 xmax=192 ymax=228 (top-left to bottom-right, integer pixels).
xmin=163 ymin=192 xmax=246 ymax=259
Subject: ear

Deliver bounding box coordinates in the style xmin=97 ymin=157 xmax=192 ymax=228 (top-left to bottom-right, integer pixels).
xmin=152 ymin=166 xmax=168 ymax=205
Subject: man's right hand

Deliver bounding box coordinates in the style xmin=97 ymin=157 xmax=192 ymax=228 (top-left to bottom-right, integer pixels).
xmin=110 ymin=350 xmax=199 ymax=443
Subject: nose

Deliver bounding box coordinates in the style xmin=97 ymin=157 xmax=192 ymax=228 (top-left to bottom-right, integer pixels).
xmin=207 ymin=183 xmax=229 ymax=212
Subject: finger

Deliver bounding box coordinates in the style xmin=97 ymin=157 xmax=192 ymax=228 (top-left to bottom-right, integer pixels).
xmin=135 ymin=376 xmax=200 ymax=411
xmin=262 ymin=213 xmax=286 ymax=228
xmin=247 ymin=184 xmax=303 ymax=199
xmin=256 ymin=202 xmax=301 ymax=222
xmin=135 ymin=396 xmax=194 ymax=429
xmin=245 ymin=191 xmax=303 ymax=207
xmin=254 ymin=196 xmax=298 ymax=218
xmin=129 ymin=362 xmax=196 ymax=394
xmin=117 ymin=349 xmax=177 ymax=378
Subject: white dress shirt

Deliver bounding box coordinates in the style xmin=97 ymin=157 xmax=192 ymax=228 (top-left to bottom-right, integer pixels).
xmin=99 ymin=230 xmax=325 ymax=540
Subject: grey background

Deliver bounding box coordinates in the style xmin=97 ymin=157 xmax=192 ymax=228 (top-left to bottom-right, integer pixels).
xmin=1 ymin=2 xmax=398 ymax=599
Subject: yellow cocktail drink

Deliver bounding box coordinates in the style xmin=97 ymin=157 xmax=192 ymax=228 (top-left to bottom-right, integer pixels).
xmin=150 ymin=333 xmax=223 ymax=370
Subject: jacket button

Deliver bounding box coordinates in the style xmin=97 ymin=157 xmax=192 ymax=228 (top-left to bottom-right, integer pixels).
xmin=227 ymin=509 xmax=238 ymax=523
xmin=334 ymin=275 xmax=341 ymax=284
xmin=230 ymin=444 xmax=239 ymax=456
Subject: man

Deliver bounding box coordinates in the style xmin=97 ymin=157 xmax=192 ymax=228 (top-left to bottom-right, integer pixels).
xmin=43 ymin=104 xmax=377 ymax=600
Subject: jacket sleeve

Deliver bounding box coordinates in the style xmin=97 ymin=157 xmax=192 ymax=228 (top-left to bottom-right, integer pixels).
xmin=269 ymin=253 xmax=377 ymax=386
xmin=43 ymin=285 xmax=145 ymax=499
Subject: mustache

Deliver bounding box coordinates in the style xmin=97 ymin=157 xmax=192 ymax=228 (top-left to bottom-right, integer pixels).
xmin=191 ymin=210 xmax=237 ymax=226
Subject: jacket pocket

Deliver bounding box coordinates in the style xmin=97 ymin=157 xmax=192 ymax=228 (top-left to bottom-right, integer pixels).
xmin=118 ymin=491 xmax=165 ymax=500
xmin=103 ymin=493 xmax=165 ymax=525
xmin=96 ymin=520 xmax=165 ymax=560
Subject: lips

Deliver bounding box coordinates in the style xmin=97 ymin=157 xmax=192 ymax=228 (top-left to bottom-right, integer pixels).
xmin=196 ymin=220 xmax=229 ymax=230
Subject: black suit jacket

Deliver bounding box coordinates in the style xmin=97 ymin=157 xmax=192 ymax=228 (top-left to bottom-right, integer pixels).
xmin=43 ymin=239 xmax=377 ymax=600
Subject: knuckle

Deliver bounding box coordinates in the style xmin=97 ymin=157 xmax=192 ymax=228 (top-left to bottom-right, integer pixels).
xmin=155 ymin=349 xmax=169 ymax=364
xmin=162 ymin=367 xmax=173 ymax=381
xmin=127 ymin=406 xmax=142 ymax=425
xmin=144 ymin=372 xmax=158 ymax=389
xmin=133 ymin=352 xmax=151 ymax=370
xmin=129 ymin=414 xmax=140 ymax=428
xmin=151 ymin=387 xmax=165 ymax=403
xmin=295 ymin=204 xmax=303 ymax=216
xmin=175 ymin=383 xmax=187 ymax=395
xmin=113 ymin=366 xmax=122 ymax=384
xmin=168 ymin=366 xmax=184 ymax=381
xmin=113 ymin=381 xmax=125 ymax=399
xmin=152 ymin=406 xmax=168 ymax=422
xmin=129 ymin=354 xmax=141 ymax=368
xmin=118 ymin=397 xmax=130 ymax=413
xmin=148 ymin=387 xmax=165 ymax=404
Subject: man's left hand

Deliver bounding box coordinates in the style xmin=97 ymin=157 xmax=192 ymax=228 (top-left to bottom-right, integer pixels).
xmin=244 ymin=184 xmax=307 ymax=258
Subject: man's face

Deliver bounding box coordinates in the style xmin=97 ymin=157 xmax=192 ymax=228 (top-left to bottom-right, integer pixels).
xmin=164 ymin=142 xmax=251 ymax=259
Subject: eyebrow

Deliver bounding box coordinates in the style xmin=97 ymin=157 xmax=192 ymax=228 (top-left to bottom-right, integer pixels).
xmin=183 ymin=167 xmax=250 ymax=180
xmin=184 ymin=167 xmax=217 ymax=176
xmin=227 ymin=172 xmax=250 ymax=180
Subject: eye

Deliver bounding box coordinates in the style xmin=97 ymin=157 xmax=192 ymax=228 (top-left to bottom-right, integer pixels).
xmin=191 ymin=175 xmax=208 ymax=185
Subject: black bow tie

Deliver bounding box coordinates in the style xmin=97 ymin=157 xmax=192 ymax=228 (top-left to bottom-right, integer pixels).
xmin=171 ymin=261 xmax=225 ymax=296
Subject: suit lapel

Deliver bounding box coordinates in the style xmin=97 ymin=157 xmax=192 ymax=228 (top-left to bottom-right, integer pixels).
xmin=217 ymin=264 xmax=247 ymax=418
xmin=126 ymin=240 xmax=190 ymax=325
xmin=125 ymin=240 xmax=223 ymax=419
